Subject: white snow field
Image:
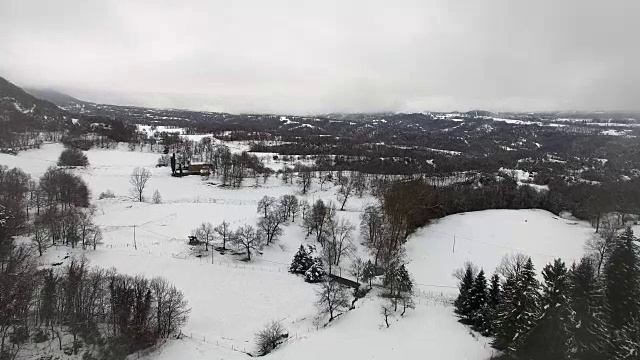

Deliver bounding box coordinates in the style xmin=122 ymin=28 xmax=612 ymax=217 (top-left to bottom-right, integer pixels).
xmin=407 ymin=210 xmax=595 ymax=293
xmin=0 ymin=143 xmax=597 ymax=360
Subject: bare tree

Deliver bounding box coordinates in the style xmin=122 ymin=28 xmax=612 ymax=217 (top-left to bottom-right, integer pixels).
xmin=0 ymin=236 xmax=38 ymax=358
xmin=349 ymin=256 xmax=365 ymax=284
xmin=318 ymin=171 xmax=330 ymax=190
xmin=336 ymin=175 xmax=354 ymax=211
xmin=234 ymin=225 xmax=264 ymax=261
xmin=304 ymin=200 xmax=334 ymax=244
xmin=360 ymin=205 xmax=386 ymax=266
xmin=91 ymin=225 xmax=103 ymax=250
xmin=453 ymin=260 xmax=480 ymax=281
xmin=322 ymin=217 xmax=355 ymax=274
xmin=257 ymin=196 xmax=276 ymax=219
xmin=214 ymin=221 xmax=232 ymax=250
xmin=193 ymin=222 xmax=215 ymax=252
xmin=315 ymin=279 xmax=350 ymax=323
xmin=381 ymin=302 xmax=393 ymax=328
xmin=297 ymin=169 xmax=312 ymax=194
xmin=400 ymin=295 xmax=415 ymax=316
xmin=150 ymin=277 xmax=191 ymax=338
xmin=255 ymin=320 xmax=287 ymax=356
xmin=300 ymin=200 xmax=310 ymax=220
xmin=352 ymin=172 xmax=366 ymax=197
xmin=496 ymin=253 xmax=528 ymax=279
xmin=290 ymin=200 xmax=300 ymax=222
xmin=278 ymin=194 xmax=298 ymax=220
xmin=130 ymin=167 xmax=151 ymax=202
xmin=258 ymin=209 xmax=286 ymax=246
xmin=585 ymin=216 xmax=620 ymax=274
xmin=31 ymin=216 xmax=48 ymax=256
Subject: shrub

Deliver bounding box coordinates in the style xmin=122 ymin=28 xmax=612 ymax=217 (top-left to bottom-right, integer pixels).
xmin=255 ymin=321 xmax=287 ymax=356
xmin=98 ymin=190 xmax=116 ymax=199
xmin=152 ymin=189 xmax=162 ymax=204
xmin=157 ymin=155 xmax=170 ymax=167
xmin=58 ymin=148 xmax=89 ymax=167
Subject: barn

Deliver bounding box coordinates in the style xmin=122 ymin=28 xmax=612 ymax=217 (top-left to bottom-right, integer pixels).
xmin=188 ymin=162 xmax=212 ymax=175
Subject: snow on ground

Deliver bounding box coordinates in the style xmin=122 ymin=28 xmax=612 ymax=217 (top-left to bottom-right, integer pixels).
xmin=1 ymin=143 xmax=597 ymax=360
xmin=0 ymin=143 xmax=63 ymax=176
xmin=181 ymin=133 xmax=216 ymax=141
xmin=407 ymin=209 xmax=594 ymax=293
xmin=270 ymin=293 xmax=496 ymax=360
xmin=602 ymin=129 xmax=632 ymax=136
xmin=425 ymin=147 xmax=462 ymax=155
xmin=137 ymin=125 xmax=186 ymax=137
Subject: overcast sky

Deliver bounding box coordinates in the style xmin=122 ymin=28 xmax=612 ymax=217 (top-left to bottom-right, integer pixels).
xmin=0 ymin=0 xmax=638 ymax=114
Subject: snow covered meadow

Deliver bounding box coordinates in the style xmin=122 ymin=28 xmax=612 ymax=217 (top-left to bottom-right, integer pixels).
xmin=0 ymin=142 xmax=597 ymax=360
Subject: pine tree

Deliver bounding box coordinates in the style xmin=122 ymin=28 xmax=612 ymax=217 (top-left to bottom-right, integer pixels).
xmin=396 ymin=265 xmax=413 ymax=295
xmin=362 ymin=260 xmax=376 ymax=289
xmin=305 ymin=258 xmax=325 ymax=283
xmin=454 ymin=263 xmax=475 ymax=321
xmin=569 ymin=256 xmax=610 ymax=360
xmin=492 ymin=257 xmax=540 ymax=354
xmin=395 ymin=264 xmax=415 ymax=315
xmin=520 ymin=258 xmax=571 ymax=360
xmin=290 ymin=245 xmax=313 ymax=274
xmin=468 ymin=269 xmax=488 ymax=331
xmin=484 ymin=272 xmax=501 ymax=335
xmin=605 ymin=227 xmax=640 ymax=356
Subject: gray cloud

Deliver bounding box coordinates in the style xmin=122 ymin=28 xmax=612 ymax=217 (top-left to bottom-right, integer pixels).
xmin=0 ymin=0 xmax=638 ymax=114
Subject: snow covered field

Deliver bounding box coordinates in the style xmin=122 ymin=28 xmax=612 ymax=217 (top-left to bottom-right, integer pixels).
xmin=0 ymin=143 xmax=597 ymax=360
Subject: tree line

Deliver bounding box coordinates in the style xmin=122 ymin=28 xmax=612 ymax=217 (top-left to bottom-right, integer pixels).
xmin=0 ymin=208 xmax=189 ymax=360
xmin=454 ymin=228 xmax=640 ymax=359
xmin=0 ymin=165 xmax=101 ymax=256
xmin=374 ymin=174 xmax=640 ymax=239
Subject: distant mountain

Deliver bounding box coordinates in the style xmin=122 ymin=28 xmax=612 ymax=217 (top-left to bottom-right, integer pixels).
xmin=0 ymin=76 xmax=70 ymax=129
xmin=25 ymin=87 xmax=88 ymax=108
xmin=464 ymin=110 xmax=495 ymax=117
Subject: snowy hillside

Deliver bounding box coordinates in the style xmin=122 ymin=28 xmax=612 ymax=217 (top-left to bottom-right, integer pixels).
xmin=0 ymin=143 xmax=596 ymax=360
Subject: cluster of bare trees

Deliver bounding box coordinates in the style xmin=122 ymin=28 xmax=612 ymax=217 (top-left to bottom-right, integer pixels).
xmin=0 ymin=131 xmax=44 ymax=151
xmin=190 ymin=194 xmax=302 ymax=262
xmin=336 ymin=172 xmax=366 ymax=211
xmin=359 ymin=202 xmax=413 ymax=271
xmin=302 ymin=200 xmax=356 ymax=274
xmin=166 ymin=138 xmax=270 ymax=187
xmin=0 ymin=230 xmax=189 ymax=360
xmin=0 ymin=165 xmax=99 ymax=256
xmin=33 ymin=168 xmax=98 ymax=255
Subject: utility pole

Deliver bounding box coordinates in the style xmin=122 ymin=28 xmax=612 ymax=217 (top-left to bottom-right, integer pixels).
xmin=452 ymin=235 xmax=456 ymax=253
xmin=133 ymin=225 xmax=137 ymax=250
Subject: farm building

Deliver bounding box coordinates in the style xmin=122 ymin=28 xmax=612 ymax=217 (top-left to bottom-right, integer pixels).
xmin=188 ymin=162 xmax=212 ymax=175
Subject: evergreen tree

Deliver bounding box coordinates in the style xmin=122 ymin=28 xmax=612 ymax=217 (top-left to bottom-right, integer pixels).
xmin=396 ymin=264 xmax=413 ymax=295
xmin=492 ymin=257 xmax=540 ymax=354
xmin=605 ymin=227 xmax=640 ymax=356
xmin=520 ymin=258 xmax=571 ymax=360
xmin=289 ymin=245 xmax=313 ymax=274
xmin=468 ymin=269 xmax=488 ymax=331
xmin=454 ymin=263 xmax=475 ymax=320
xmin=362 ymin=260 xmax=376 ymax=289
xmin=305 ymin=258 xmax=325 ymax=283
xmin=569 ymin=256 xmax=610 ymax=360
xmin=485 ymin=272 xmax=501 ymax=335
